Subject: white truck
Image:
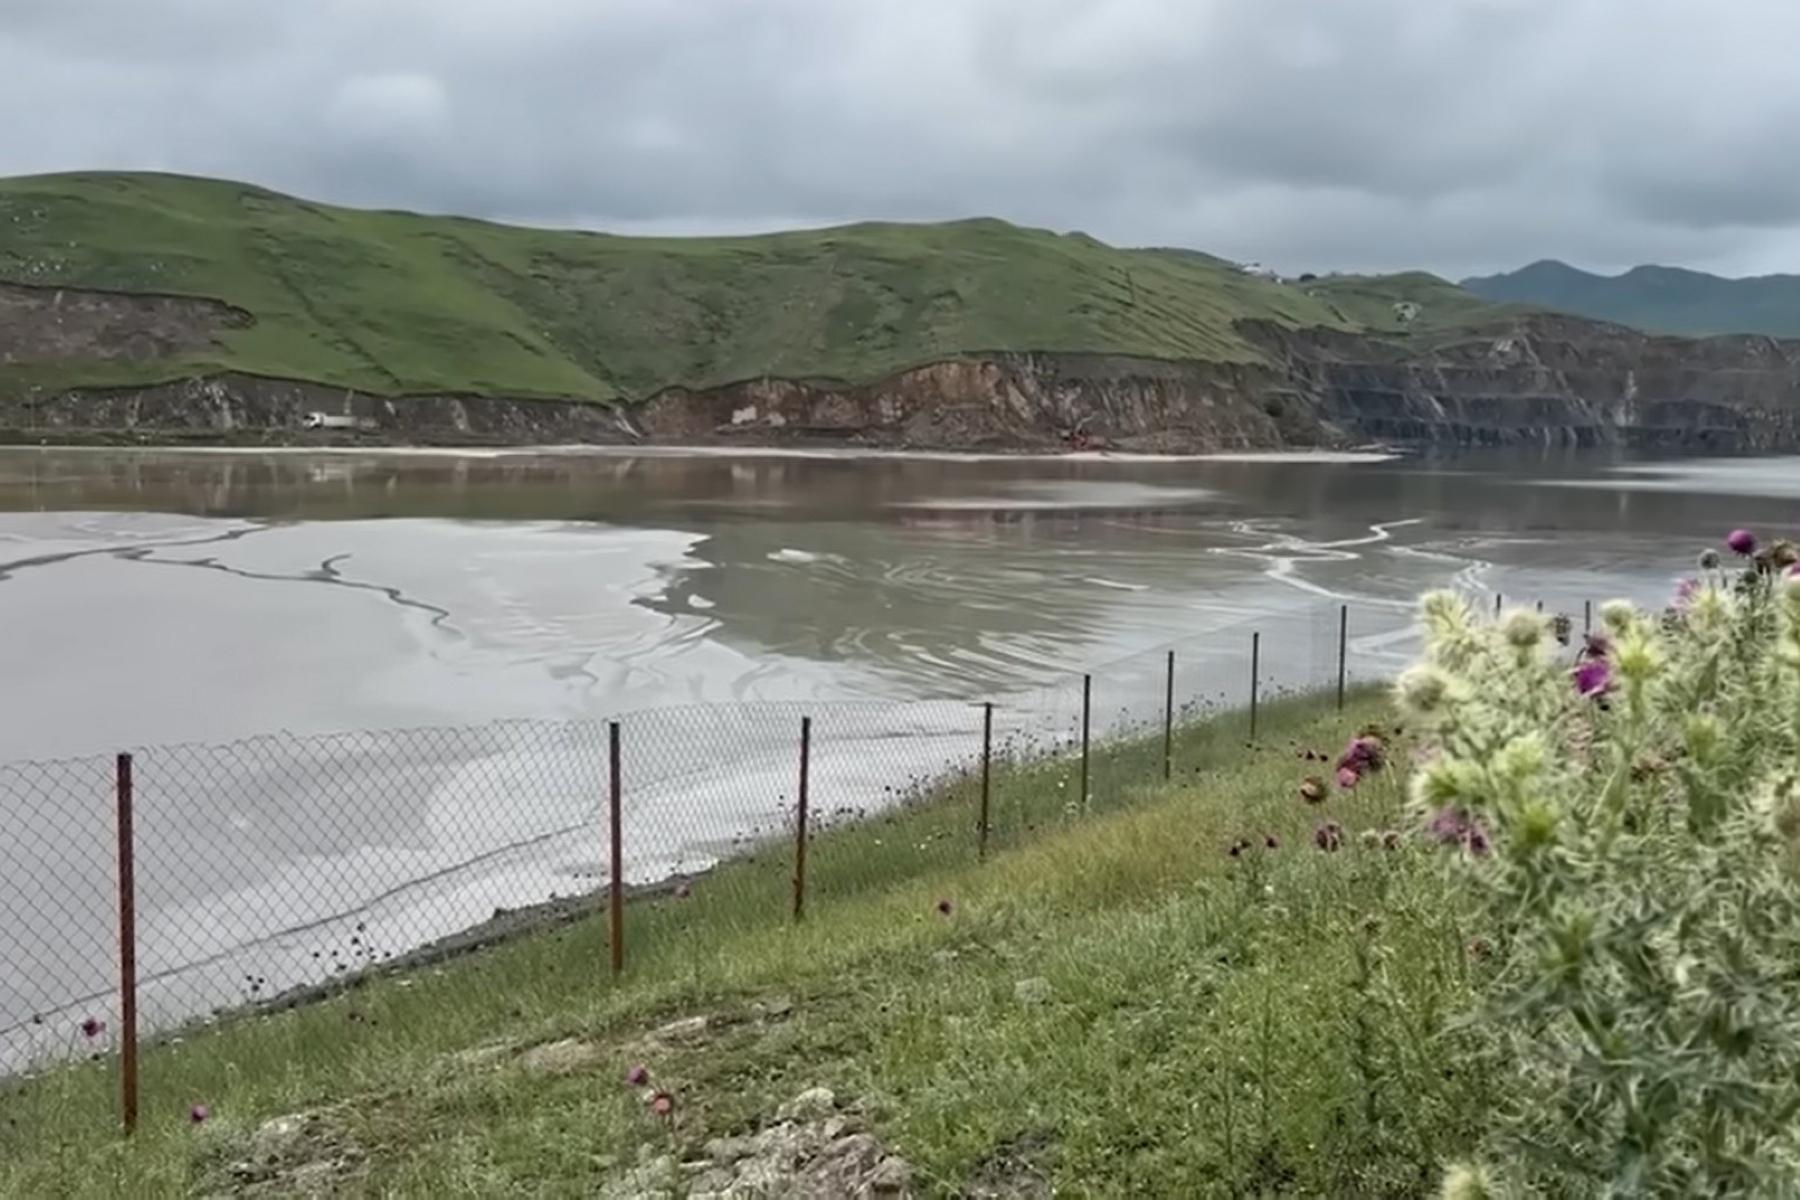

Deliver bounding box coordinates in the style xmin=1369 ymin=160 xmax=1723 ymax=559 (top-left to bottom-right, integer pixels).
xmin=301 ymin=411 xmax=377 ymax=431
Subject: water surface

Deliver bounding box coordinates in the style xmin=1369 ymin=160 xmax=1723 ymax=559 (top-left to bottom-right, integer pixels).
xmin=1 ymin=445 xmax=1792 ymax=1067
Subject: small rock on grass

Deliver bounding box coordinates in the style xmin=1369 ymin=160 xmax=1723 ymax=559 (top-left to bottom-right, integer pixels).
xmin=778 ymin=1085 xmax=837 ymax=1121
xmin=653 ymin=1015 xmax=710 ymax=1041
xmin=516 ymin=1038 xmax=603 ymax=1075
xmin=869 ymin=1155 xmax=913 ymax=1194
xmin=705 ymin=1136 xmax=755 ymax=1165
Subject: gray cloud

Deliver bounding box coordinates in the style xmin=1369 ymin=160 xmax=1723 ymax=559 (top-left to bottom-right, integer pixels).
xmin=2 ymin=0 xmax=1796 ymax=277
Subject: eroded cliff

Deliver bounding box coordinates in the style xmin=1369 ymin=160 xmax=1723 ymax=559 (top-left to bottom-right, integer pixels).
xmin=5 ymin=282 xmax=1799 ymax=452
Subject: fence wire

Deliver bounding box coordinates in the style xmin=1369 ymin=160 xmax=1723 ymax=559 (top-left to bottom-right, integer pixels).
xmin=0 ymin=594 xmax=1434 ymax=1076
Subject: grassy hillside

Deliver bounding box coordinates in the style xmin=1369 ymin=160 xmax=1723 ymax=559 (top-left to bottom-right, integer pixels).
xmin=0 ymin=692 xmax=1486 ymax=1195
xmin=0 ymin=172 xmax=1497 ymax=403
xmin=1462 ymin=258 xmax=1800 ymax=338
xmin=1305 ymin=269 xmax=1506 ymax=331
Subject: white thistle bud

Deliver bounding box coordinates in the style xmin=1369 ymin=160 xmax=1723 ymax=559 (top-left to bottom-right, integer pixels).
xmin=1396 ymin=664 xmax=1454 ymax=715
xmin=1440 ymin=1161 xmax=1502 ymax=1200
xmin=1613 ymin=627 xmax=1664 ymax=681
xmin=1599 ymin=599 xmax=1637 ymax=634
xmin=1501 ymin=610 xmax=1545 ymax=650
xmin=1410 ymin=756 xmax=1483 ymax=808
xmin=1683 ymin=714 xmax=1723 ymax=765
xmin=1493 ymin=733 xmax=1547 ymax=784
xmin=1689 ymin=585 xmax=1734 ymax=633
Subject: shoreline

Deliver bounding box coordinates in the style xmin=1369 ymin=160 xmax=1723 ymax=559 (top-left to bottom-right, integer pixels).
xmin=0 ymin=441 xmax=1401 ymax=465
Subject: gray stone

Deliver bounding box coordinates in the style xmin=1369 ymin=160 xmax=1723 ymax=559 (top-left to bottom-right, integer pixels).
xmin=516 ymin=1037 xmax=602 ymax=1075
xmin=868 ymin=1155 xmax=914 ymax=1194
xmin=600 ymin=1152 xmax=679 ymax=1200
xmin=706 ymin=1136 xmax=756 ymax=1165
xmin=778 ymin=1085 xmax=837 ymax=1120
xmin=654 ymin=1015 xmax=710 ymax=1041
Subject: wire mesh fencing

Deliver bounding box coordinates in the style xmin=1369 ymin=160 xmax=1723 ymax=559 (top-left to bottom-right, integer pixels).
xmin=0 ymin=593 xmax=1443 ymax=1097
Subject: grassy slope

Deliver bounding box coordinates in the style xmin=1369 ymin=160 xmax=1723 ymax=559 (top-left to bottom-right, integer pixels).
xmin=0 ymin=692 xmax=1489 ymax=1196
xmin=0 ymin=172 xmax=1498 ymax=403
xmin=1305 ymin=270 xmax=1507 ymax=333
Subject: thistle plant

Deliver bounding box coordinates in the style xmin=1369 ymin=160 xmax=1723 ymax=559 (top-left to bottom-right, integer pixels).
xmin=1400 ymin=542 xmax=1800 ymax=1196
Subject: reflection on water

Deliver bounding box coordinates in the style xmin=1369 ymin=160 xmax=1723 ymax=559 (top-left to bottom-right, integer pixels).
xmin=0 ymin=445 xmax=1792 ymax=759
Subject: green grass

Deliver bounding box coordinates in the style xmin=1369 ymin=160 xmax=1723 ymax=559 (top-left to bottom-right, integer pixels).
xmin=1303 ymin=271 xmax=1516 ymax=334
xmin=0 ymin=172 xmax=1502 ymax=404
xmin=0 ymin=689 xmax=1492 ymax=1196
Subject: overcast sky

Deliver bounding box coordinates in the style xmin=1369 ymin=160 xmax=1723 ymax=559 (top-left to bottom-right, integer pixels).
xmin=5 ymin=0 xmax=1798 ymax=278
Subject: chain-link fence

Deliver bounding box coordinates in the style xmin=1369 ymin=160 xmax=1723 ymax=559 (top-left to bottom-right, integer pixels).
xmin=2 ymin=593 xmax=1454 ymax=1089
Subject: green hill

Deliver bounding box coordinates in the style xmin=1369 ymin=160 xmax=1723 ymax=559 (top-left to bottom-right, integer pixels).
xmin=0 ymin=172 xmax=1496 ymax=402
xmin=1462 ymin=258 xmax=1800 ymax=338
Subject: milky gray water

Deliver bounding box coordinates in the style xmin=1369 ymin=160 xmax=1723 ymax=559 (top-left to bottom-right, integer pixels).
xmin=4 ymin=445 xmax=1788 ymax=759
xmin=1 ymin=445 xmax=1793 ymax=1069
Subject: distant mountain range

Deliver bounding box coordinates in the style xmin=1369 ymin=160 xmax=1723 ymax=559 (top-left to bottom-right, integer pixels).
xmin=1461 ymin=260 xmax=1800 ymax=339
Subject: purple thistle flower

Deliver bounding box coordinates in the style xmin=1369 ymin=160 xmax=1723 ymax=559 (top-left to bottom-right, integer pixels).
xmin=1583 ymin=631 xmax=1611 ymax=660
xmin=1426 ymin=806 xmax=1492 ymax=856
xmin=1574 ymin=659 xmax=1611 ymax=698
xmin=1336 ymin=736 xmax=1386 ymax=776
xmin=625 ymin=1064 xmax=650 ymax=1088
xmin=1426 ymin=805 xmax=1469 ymax=846
xmin=79 ymin=1017 xmax=104 ymax=1040
xmin=1464 ymin=821 xmax=1493 ymax=857
xmin=1313 ymin=820 xmax=1343 ymax=852
xmin=1728 ymin=528 xmax=1758 ymax=556
xmin=1336 ymin=766 xmax=1360 ymax=790
xmin=189 ymin=1104 xmax=210 ymax=1125
xmin=650 ymin=1091 xmax=675 ymax=1118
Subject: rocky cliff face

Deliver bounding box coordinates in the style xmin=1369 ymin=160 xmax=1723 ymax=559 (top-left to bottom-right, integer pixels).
xmin=1250 ymin=315 xmax=1800 ymax=451
xmin=636 ymin=313 xmax=1800 ymax=452
xmin=633 ymin=354 xmax=1306 ymax=451
xmin=0 ymin=373 xmax=634 ymax=445
xmin=6 ymin=284 xmax=1800 ymax=451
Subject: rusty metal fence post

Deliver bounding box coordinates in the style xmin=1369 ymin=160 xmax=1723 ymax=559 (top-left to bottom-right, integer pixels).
xmin=1079 ymin=674 xmax=1091 ymax=809
xmin=1162 ymin=650 xmax=1174 ymax=781
xmin=1584 ymin=599 xmax=1592 ymax=634
xmin=1495 ymin=593 xmax=1503 ymax=618
xmin=608 ymin=721 xmax=623 ymax=977
xmin=1336 ymin=604 xmax=1348 ymax=711
xmin=115 ymin=752 xmax=138 ymax=1136
xmin=1249 ymin=632 xmax=1261 ymax=741
xmin=978 ymin=703 xmax=993 ymax=861
xmin=793 ymin=716 xmax=811 ymax=921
